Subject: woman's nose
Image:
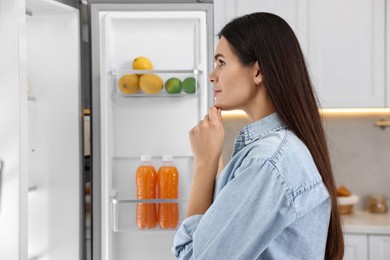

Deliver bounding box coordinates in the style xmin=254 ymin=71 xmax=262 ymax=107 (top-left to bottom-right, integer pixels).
xmin=209 ymin=70 xmax=217 ymax=83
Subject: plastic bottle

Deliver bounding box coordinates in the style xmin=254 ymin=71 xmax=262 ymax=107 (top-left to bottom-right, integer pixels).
xmin=157 ymin=155 xmax=179 ymax=229
xmin=136 ymin=155 xmax=157 ymax=229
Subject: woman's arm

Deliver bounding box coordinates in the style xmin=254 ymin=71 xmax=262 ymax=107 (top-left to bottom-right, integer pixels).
xmin=173 ymin=159 xmax=297 ymax=259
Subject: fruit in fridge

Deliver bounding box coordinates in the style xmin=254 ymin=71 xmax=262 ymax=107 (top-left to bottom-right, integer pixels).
xmin=157 ymin=155 xmax=179 ymax=229
xmin=118 ymin=74 xmax=140 ymax=94
xmin=139 ymin=74 xmax=163 ymax=94
xmin=182 ymin=77 xmax=196 ymax=93
xmin=165 ymin=77 xmax=182 ymax=94
xmin=132 ymin=56 xmax=153 ymax=75
xmin=136 ymin=155 xmax=157 ymax=229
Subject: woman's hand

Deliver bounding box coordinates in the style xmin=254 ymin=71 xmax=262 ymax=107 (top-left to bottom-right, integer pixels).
xmin=189 ymin=106 xmax=225 ymax=164
xmin=186 ymin=106 xmax=225 ymax=217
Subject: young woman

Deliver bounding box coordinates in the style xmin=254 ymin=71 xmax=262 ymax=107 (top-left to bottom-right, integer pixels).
xmin=173 ymin=12 xmax=344 ymax=260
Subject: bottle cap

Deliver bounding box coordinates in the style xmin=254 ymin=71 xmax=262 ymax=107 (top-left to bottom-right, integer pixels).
xmin=140 ymin=155 xmax=152 ymax=162
xmin=162 ymin=155 xmax=173 ymax=162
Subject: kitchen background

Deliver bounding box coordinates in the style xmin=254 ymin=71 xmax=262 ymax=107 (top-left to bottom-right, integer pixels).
xmin=221 ymin=112 xmax=390 ymax=211
xmin=2 ymin=0 xmax=390 ymax=259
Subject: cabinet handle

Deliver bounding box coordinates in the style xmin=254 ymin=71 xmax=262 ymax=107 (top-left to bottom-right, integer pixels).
xmin=375 ymin=119 xmax=390 ymax=129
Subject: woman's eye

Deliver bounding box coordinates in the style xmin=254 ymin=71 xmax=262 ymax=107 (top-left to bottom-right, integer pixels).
xmin=218 ymin=59 xmax=225 ymax=67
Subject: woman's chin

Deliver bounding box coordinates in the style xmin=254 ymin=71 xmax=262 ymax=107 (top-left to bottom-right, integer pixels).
xmin=214 ymin=103 xmax=226 ymax=110
xmin=214 ymin=104 xmax=236 ymax=112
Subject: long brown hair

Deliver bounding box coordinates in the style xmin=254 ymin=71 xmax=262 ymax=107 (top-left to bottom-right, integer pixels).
xmin=219 ymin=12 xmax=344 ymax=259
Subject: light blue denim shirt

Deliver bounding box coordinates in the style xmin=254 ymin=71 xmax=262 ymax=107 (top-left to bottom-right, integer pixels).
xmin=173 ymin=113 xmax=331 ymax=260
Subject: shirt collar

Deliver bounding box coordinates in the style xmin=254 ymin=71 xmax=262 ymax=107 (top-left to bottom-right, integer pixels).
xmin=232 ymin=112 xmax=286 ymax=156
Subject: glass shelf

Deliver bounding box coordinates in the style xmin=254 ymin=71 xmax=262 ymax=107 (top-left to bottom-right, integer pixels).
xmin=111 ymin=69 xmax=201 ymax=97
xmin=111 ymin=197 xmax=187 ymax=233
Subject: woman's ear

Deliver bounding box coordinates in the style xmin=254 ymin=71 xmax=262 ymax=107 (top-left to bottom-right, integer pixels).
xmin=254 ymin=61 xmax=263 ymax=86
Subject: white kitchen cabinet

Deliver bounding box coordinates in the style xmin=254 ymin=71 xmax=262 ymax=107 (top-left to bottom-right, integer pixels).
xmin=214 ymin=0 xmax=386 ymax=108
xmin=343 ymin=234 xmax=368 ymax=260
xmin=369 ymin=235 xmax=390 ymax=260
xmin=343 ymin=234 xmax=390 ymax=260
xmin=307 ymin=0 xmax=385 ymax=108
xmin=387 ymin=1 xmax=390 ymax=107
xmin=213 ymin=0 xmax=308 ymax=52
xmin=343 ymin=211 xmax=390 ymax=260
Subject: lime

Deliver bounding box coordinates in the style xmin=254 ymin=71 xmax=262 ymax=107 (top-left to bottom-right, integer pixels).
xmin=182 ymin=77 xmax=196 ymax=94
xmin=165 ymin=77 xmax=182 ymax=94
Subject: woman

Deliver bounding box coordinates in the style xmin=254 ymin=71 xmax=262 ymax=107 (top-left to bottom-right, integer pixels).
xmin=173 ymin=12 xmax=344 ymax=260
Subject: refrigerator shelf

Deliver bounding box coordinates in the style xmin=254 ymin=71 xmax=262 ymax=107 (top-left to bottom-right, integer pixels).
xmin=111 ymin=69 xmax=201 ymax=75
xmin=112 ymin=198 xmax=187 ymax=204
xmin=111 ymin=69 xmax=201 ymax=97
xmin=111 ymin=197 xmax=187 ymax=233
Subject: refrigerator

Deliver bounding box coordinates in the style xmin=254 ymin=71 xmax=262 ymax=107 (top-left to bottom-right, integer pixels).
xmin=89 ymin=1 xmax=213 ymax=259
xmin=1 ymin=0 xmax=81 ymax=259
xmin=0 ymin=0 xmax=213 ymax=259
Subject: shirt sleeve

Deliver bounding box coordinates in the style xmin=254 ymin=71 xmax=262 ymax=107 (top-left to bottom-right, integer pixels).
xmin=172 ymin=158 xmax=298 ymax=260
xmin=172 ymin=214 xmax=203 ymax=259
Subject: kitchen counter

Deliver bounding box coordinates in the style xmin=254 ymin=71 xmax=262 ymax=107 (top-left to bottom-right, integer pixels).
xmin=342 ymin=210 xmax=390 ymax=235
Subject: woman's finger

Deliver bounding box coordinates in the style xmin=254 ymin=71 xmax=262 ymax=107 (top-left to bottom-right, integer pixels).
xmin=209 ymin=106 xmax=221 ymax=125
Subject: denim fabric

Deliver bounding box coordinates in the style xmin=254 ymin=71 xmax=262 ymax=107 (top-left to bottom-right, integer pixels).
xmin=173 ymin=113 xmax=331 ymax=260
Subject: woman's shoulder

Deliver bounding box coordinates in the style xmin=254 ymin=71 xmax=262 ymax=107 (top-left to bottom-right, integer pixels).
xmin=245 ymin=129 xmax=329 ymax=204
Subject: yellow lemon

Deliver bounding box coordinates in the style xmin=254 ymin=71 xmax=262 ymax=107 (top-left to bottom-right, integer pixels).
xmin=132 ymin=56 xmax=153 ymax=75
xmin=118 ymin=74 xmax=140 ymax=94
xmin=139 ymin=74 xmax=163 ymax=94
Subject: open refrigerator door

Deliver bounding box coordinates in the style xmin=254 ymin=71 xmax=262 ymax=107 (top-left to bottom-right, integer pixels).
xmin=90 ymin=3 xmax=213 ymax=260
xmin=25 ymin=0 xmax=81 ymax=259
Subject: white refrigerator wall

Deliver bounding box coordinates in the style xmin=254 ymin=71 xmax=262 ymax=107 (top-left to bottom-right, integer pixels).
xmin=0 ymin=0 xmax=28 ymax=259
xmin=92 ymin=6 xmax=210 ymax=260
xmin=25 ymin=0 xmax=81 ymax=259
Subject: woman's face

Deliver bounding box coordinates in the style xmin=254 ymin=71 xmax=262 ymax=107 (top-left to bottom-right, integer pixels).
xmin=209 ymin=37 xmax=260 ymax=111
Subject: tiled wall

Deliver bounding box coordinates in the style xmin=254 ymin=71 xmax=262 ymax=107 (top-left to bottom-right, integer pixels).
xmin=221 ymin=113 xmax=390 ymax=210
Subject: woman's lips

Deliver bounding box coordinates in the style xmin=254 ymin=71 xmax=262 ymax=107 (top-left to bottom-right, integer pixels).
xmin=213 ymin=89 xmax=222 ymax=95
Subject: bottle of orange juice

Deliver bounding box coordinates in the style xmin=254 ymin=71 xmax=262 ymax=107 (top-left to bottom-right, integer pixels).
xmin=136 ymin=155 xmax=157 ymax=229
xmin=157 ymin=155 xmax=179 ymax=229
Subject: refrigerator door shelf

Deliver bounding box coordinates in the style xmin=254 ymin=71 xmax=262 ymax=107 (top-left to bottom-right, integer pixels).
xmin=111 ymin=69 xmax=202 ymax=97
xmin=111 ymin=156 xmax=193 ymax=198
xmin=111 ymin=198 xmax=187 ymax=233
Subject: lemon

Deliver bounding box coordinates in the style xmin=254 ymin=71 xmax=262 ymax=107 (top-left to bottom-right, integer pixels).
xmin=182 ymin=77 xmax=196 ymax=94
xmin=139 ymin=74 xmax=163 ymax=94
xmin=118 ymin=74 xmax=140 ymax=94
xmin=132 ymin=56 xmax=153 ymax=75
xmin=165 ymin=77 xmax=182 ymax=94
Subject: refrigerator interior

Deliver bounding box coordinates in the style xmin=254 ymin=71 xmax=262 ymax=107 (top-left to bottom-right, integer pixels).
xmin=97 ymin=10 xmax=208 ymax=259
xmin=26 ymin=0 xmax=81 ymax=259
